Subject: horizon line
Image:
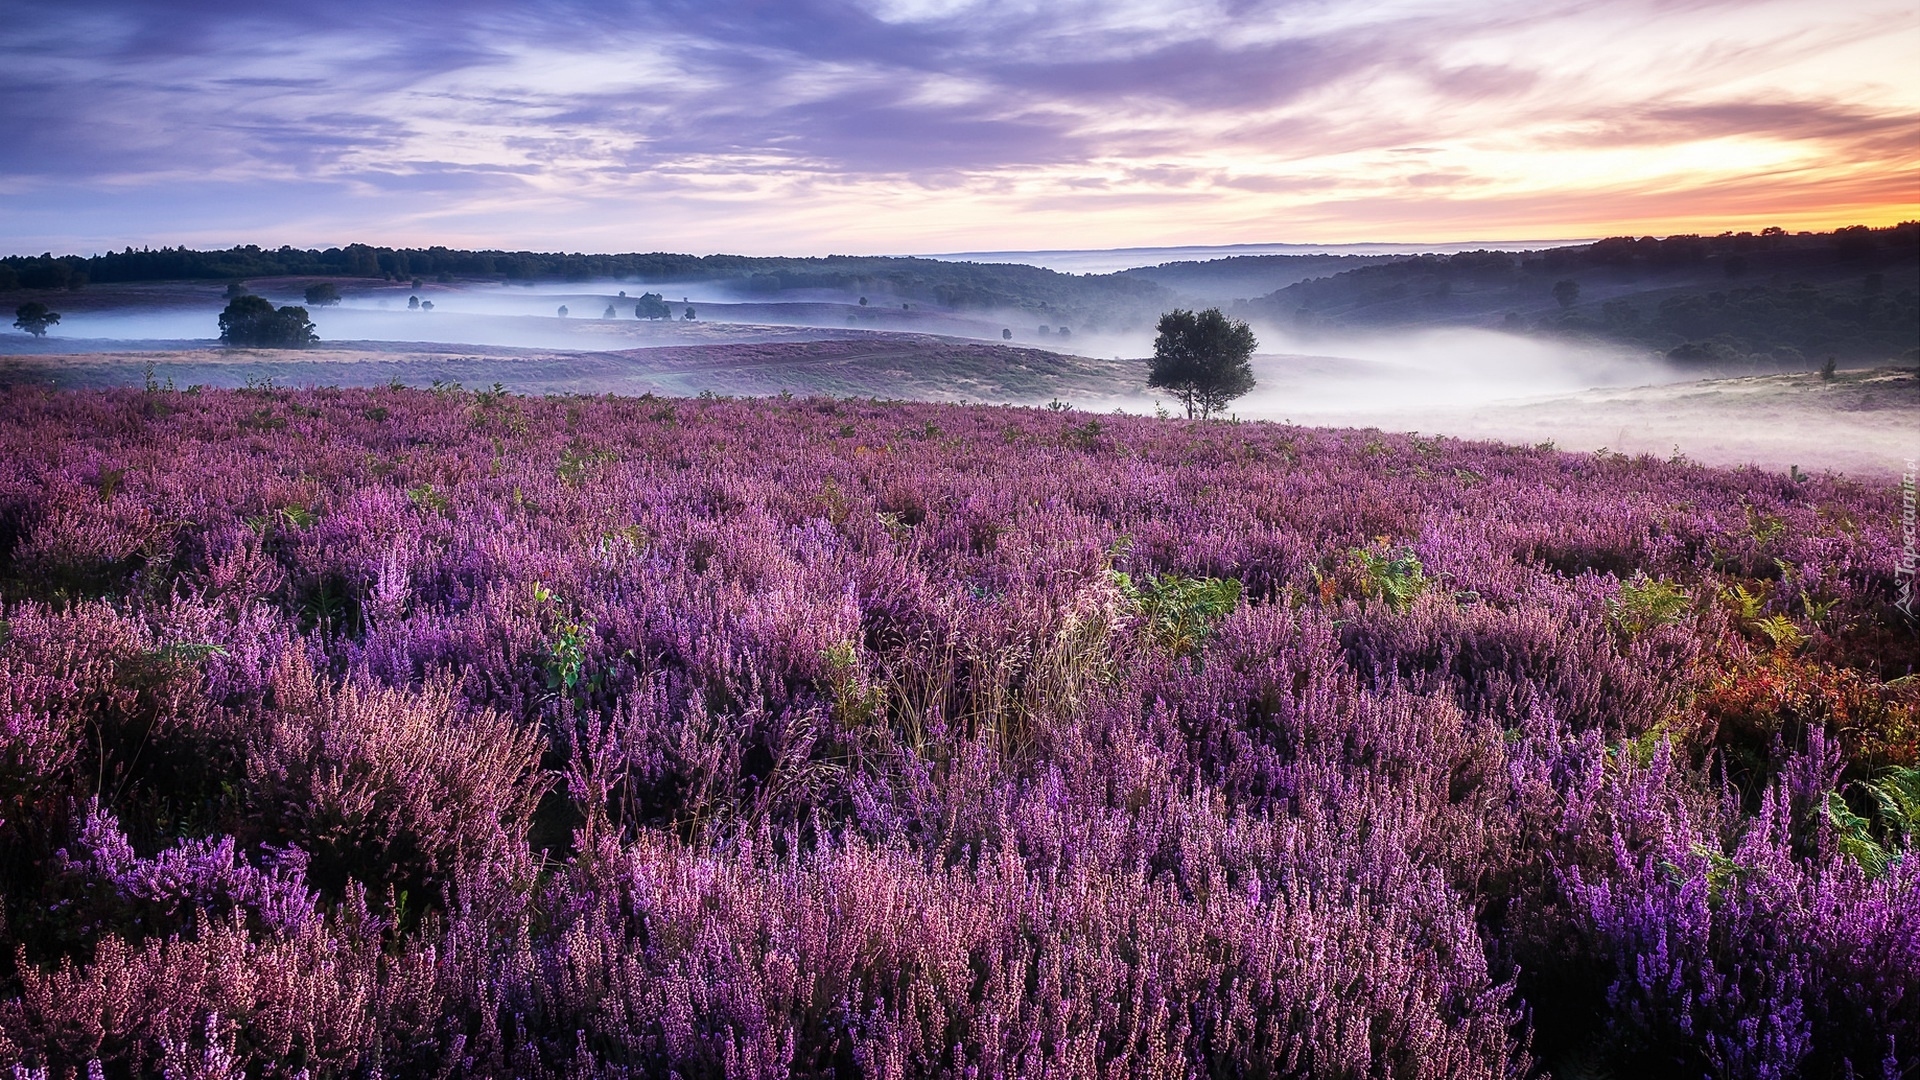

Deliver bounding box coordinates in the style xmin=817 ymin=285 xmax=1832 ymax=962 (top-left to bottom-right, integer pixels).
xmin=10 ymin=221 xmax=1917 ymax=265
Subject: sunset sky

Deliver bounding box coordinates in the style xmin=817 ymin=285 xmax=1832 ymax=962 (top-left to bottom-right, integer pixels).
xmin=2 ymin=0 xmax=1915 ymax=256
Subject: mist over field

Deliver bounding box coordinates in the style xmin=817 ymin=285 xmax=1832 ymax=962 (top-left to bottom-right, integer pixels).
xmin=8 ymin=233 xmax=1916 ymax=482
xmin=0 ymin=260 xmax=1719 ymax=402
xmin=10 ymin=247 xmax=1908 ymax=477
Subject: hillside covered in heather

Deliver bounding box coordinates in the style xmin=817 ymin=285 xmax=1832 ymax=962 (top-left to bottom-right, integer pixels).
xmin=0 ymin=385 xmax=1915 ymax=1078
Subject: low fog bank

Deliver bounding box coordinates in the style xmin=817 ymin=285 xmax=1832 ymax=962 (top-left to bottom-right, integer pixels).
xmin=20 ymin=306 xmax=882 ymax=354
xmin=1350 ymin=369 xmax=1915 ymax=479
xmin=11 ymin=279 xmax=1022 ymax=352
xmin=8 ymin=280 xmax=1670 ymax=396
xmin=9 ymin=283 xmax=1907 ymax=476
xmin=1080 ymin=327 xmax=1913 ymax=478
xmin=1064 ymin=325 xmax=1680 ymax=418
xmin=1232 ymin=325 xmax=1682 ymax=419
xmin=3 ymin=278 xmax=1153 ymax=358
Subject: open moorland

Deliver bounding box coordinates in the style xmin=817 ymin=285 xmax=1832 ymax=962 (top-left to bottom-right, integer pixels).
xmin=0 ymin=383 xmax=1914 ymax=1077
xmin=0 ymin=338 xmax=1141 ymax=405
xmin=4 ymin=341 xmax=1912 ymax=478
xmin=5 ymin=226 xmax=1915 ymax=480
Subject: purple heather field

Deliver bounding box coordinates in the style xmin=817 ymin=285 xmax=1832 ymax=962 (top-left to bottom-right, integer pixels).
xmin=0 ymin=383 xmax=1914 ymax=1079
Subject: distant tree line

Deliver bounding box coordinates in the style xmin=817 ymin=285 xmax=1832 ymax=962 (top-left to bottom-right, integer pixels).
xmin=6 ymin=226 xmax=1908 ymax=296
xmin=1237 ymin=222 xmax=1919 ymax=365
xmin=0 ymin=245 xmax=1169 ymax=327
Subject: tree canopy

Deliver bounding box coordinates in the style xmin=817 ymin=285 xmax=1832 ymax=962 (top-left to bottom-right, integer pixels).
xmin=12 ymin=302 xmax=60 ymax=337
xmin=218 ymin=296 xmax=317 ymax=347
xmin=1147 ymin=307 xmax=1257 ymax=419
xmin=304 ymin=283 xmax=342 ymax=306
xmin=634 ymin=292 xmax=672 ymax=320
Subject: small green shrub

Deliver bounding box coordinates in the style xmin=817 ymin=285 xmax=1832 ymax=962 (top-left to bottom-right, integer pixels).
xmin=1343 ymin=545 xmax=1430 ymax=612
xmin=1114 ymin=571 xmax=1241 ymax=657
xmin=820 ymin=641 xmax=885 ymax=730
xmin=1722 ymin=581 xmax=1769 ymax=622
xmin=1829 ymin=766 xmax=1920 ymax=877
xmin=1661 ymin=843 xmax=1746 ymax=909
xmin=406 ymin=484 xmax=450 ymax=517
xmin=533 ymin=583 xmax=595 ymax=697
xmin=558 ymin=443 xmax=617 ymax=486
xmin=1610 ymin=575 xmax=1691 ymax=635
xmin=1064 ymin=420 xmax=1104 ymax=450
xmin=1750 ymin=613 xmax=1806 ymax=653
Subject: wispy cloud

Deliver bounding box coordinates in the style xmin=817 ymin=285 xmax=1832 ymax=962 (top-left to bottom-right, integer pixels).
xmin=0 ymin=0 xmax=1912 ymax=253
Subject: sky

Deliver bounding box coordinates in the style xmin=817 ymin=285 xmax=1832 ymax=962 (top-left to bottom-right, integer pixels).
xmin=1 ymin=0 xmax=1916 ymax=257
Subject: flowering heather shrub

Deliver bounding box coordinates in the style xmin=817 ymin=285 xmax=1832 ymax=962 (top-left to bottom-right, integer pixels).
xmin=0 ymin=384 xmax=1914 ymax=1077
xmin=241 ymin=653 xmax=546 ymax=908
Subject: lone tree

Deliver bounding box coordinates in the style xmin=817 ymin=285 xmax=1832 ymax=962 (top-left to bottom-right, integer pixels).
xmin=218 ymin=296 xmax=317 ymax=347
xmin=304 ymin=283 xmax=342 ymax=307
xmin=1552 ymin=279 xmax=1580 ymax=309
xmin=1147 ymin=307 xmax=1256 ymax=419
xmin=13 ymin=301 xmax=60 ymax=337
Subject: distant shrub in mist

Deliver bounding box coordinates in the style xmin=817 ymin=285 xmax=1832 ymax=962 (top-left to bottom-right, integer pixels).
xmin=12 ymin=301 xmax=59 ymax=337
xmin=217 ymin=295 xmax=316 ymax=347
xmin=634 ymin=292 xmax=671 ymax=319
